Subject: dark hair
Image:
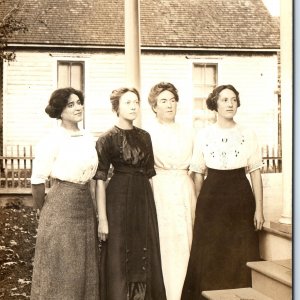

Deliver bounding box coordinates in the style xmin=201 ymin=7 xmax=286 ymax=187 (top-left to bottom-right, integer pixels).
xmin=110 ymin=87 xmax=140 ymax=116
xmin=148 ymin=82 xmax=179 ymax=113
xmin=45 ymin=87 xmax=84 ymax=119
xmin=206 ymin=84 xmax=240 ymax=112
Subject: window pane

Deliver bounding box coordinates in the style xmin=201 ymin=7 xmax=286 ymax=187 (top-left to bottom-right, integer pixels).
xmin=70 ymin=64 xmax=83 ymax=91
xmin=205 ymin=66 xmax=217 ymax=84
xmin=57 ymin=64 xmax=70 ymax=88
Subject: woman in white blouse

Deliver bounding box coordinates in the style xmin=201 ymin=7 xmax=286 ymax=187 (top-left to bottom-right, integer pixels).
xmin=30 ymin=88 xmax=100 ymax=300
xmin=181 ymin=84 xmax=265 ymax=300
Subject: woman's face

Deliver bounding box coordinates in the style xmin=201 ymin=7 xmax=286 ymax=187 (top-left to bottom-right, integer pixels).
xmin=60 ymin=93 xmax=83 ymax=123
xmin=216 ymin=88 xmax=238 ymax=119
xmin=118 ymin=91 xmax=140 ymax=121
xmin=154 ymin=90 xmax=177 ymax=123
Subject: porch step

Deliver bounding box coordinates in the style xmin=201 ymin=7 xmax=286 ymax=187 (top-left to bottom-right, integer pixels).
xmin=259 ymin=222 xmax=292 ymax=260
xmin=247 ymin=260 xmax=292 ymax=300
xmin=202 ymin=287 xmax=273 ymax=300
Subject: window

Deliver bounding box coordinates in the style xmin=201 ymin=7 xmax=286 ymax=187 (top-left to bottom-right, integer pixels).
xmin=57 ymin=61 xmax=84 ymax=91
xmin=192 ymin=64 xmax=217 ymax=130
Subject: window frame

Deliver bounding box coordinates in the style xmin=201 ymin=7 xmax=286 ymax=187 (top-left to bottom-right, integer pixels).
xmin=191 ymin=61 xmax=219 ymax=129
xmin=56 ymin=60 xmax=85 ymax=92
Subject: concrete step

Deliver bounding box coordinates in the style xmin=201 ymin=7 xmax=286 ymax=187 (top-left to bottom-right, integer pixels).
xmin=247 ymin=260 xmax=292 ymax=300
xmin=202 ymin=287 xmax=273 ymax=300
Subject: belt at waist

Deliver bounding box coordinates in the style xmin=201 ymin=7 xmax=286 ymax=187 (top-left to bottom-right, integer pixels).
xmin=113 ymin=166 xmax=148 ymax=176
xmin=155 ymin=168 xmax=188 ymax=175
xmin=52 ymin=178 xmax=89 ymax=190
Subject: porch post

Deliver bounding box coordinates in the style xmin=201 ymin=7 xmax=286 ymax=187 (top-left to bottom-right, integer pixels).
xmin=125 ymin=0 xmax=141 ymax=127
xmin=278 ymin=0 xmax=292 ymax=225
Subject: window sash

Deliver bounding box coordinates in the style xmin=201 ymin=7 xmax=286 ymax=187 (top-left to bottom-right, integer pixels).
xmin=57 ymin=61 xmax=84 ymax=91
xmin=193 ymin=64 xmax=217 ymax=128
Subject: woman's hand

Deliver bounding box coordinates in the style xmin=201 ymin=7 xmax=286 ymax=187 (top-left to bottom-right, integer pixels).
xmin=98 ymin=218 xmax=109 ymax=241
xmin=254 ymin=210 xmax=265 ymax=231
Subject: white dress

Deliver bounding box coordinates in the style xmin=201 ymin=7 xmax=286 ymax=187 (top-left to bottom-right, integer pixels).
xmin=147 ymin=120 xmax=196 ymax=300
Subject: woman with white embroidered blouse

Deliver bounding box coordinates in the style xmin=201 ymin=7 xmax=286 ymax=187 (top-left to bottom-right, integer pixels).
xmin=181 ymin=84 xmax=265 ymax=300
xmin=30 ymin=88 xmax=100 ymax=300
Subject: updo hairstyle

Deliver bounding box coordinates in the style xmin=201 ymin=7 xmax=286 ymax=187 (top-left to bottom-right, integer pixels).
xmin=45 ymin=87 xmax=84 ymax=119
xmin=110 ymin=87 xmax=140 ymax=116
xmin=148 ymin=82 xmax=179 ymax=113
xmin=206 ymin=84 xmax=240 ymax=112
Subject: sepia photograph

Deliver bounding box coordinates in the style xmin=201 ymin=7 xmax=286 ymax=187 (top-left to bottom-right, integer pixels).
xmin=0 ymin=0 xmax=293 ymax=299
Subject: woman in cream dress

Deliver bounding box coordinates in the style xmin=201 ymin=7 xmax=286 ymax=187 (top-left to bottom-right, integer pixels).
xmin=147 ymin=82 xmax=196 ymax=300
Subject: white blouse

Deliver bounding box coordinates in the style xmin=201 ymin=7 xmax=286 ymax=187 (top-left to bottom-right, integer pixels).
xmin=31 ymin=127 xmax=98 ymax=184
xmin=190 ymin=123 xmax=263 ymax=174
xmin=146 ymin=120 xmax=194 ymax=172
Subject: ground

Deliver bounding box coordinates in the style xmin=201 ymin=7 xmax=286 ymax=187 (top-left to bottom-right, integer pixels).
xmin=0 ymin=199 xmax=37 ymax=299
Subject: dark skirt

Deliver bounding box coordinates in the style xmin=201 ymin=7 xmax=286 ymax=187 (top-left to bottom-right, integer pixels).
xmin=100 ymin=169 xmax=166 ymax=300
xmin=30 ymin=180 xmax=100 ymax=300
xmin=181 ymin=168 xmax=260 ymax=300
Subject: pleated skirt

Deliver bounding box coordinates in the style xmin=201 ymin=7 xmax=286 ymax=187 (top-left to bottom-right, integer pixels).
xmin=181 ymin=168 xmax=260 ymax=300
xmin=30 ymin=180 xmax=100 ymax=300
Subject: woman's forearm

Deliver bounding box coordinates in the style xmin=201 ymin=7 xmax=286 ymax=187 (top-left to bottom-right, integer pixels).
xmin=250 ymin=169 xmax=263 ymax=213
xmin=193 ymin=172 xmax=204 ymax=198
xmin=31 ymin=183 xmax=46 ymax=210
xmin=95 ymin=180 xmax=107 ymax=220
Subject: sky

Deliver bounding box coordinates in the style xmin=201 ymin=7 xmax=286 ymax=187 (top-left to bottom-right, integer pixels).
xmin=262 ymin=0 xmax=280 ymax=16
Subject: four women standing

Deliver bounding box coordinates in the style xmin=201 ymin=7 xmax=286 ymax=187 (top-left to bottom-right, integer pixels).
xmin=146 ymin=82 xmax=196 ymax=300
xmin=31 ymin=83 xmax=264 ymax=299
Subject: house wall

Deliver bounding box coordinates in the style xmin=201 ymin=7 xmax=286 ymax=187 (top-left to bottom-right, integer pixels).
xmin=3 ymin=49 xmax=278 ymax=154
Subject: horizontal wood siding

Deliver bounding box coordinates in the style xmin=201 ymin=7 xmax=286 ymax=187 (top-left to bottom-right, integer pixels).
xmin=4 ymin=51 xmax=56 ymax=150
xmin=3 ymin=50 xmax=278 ymax=154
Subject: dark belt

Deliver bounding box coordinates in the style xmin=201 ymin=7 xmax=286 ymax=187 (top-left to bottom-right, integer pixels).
xmin=113 ymin=166 xmax=147 ymax=176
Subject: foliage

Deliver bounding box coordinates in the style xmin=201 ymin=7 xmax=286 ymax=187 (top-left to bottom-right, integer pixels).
xmin=0 ymin=0 xmax=28 ymax=61
xmin=0 ymin=200 xmax=37 ymax=299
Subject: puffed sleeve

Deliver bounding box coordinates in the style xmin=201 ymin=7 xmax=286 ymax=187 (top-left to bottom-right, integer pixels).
xmin=246 ymin=129 xmax=264 ymax=173
xmin=94 ymin=134 xmax=111 ymax=181
xmin=189 ymin=130 xmax=207 ymax=174
xmin=31 ymin=134 xmax=58 ymax=184
xmin=145 ymin=133 xmax=156 ymax=179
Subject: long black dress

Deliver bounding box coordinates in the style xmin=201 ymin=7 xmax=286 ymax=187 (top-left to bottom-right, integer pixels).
xmin=94 ymin=125 xmax=166 ymax=300
xmin=181 ymin=124 xmax=262 ymax=300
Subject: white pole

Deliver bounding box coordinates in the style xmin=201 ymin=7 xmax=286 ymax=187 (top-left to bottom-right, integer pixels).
xmin=279 ymin=0 xmax=292 ymax=225
xmin=125 ymin=0 xmax=141 ymax=127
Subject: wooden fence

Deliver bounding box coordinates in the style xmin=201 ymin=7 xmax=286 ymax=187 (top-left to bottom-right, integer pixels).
xmin=261 ymin=144 xmax=282 ymax=174
xmin=0 ymin=145 xmax=50 ymax=193
xmin=0 ymin=144 xmax=282 ymax=193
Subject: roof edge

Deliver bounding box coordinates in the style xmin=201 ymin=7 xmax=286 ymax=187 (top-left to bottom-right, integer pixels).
xmin=7 ymin=43 xmax=280 ymax=53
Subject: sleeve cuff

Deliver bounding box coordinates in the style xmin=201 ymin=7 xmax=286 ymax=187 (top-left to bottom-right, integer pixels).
xmin=93 ymin=170 xmax=108 ymax=181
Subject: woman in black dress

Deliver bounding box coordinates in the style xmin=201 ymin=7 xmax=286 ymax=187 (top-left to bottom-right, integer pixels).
xmin=94 ymin=87 xmax=166 ymax=300
xmin=181 ymin=84 xmax=265 ymax=299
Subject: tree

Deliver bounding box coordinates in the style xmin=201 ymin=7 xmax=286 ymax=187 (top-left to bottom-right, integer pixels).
xmin=0 ymin=0 xmax=28 ymax=61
